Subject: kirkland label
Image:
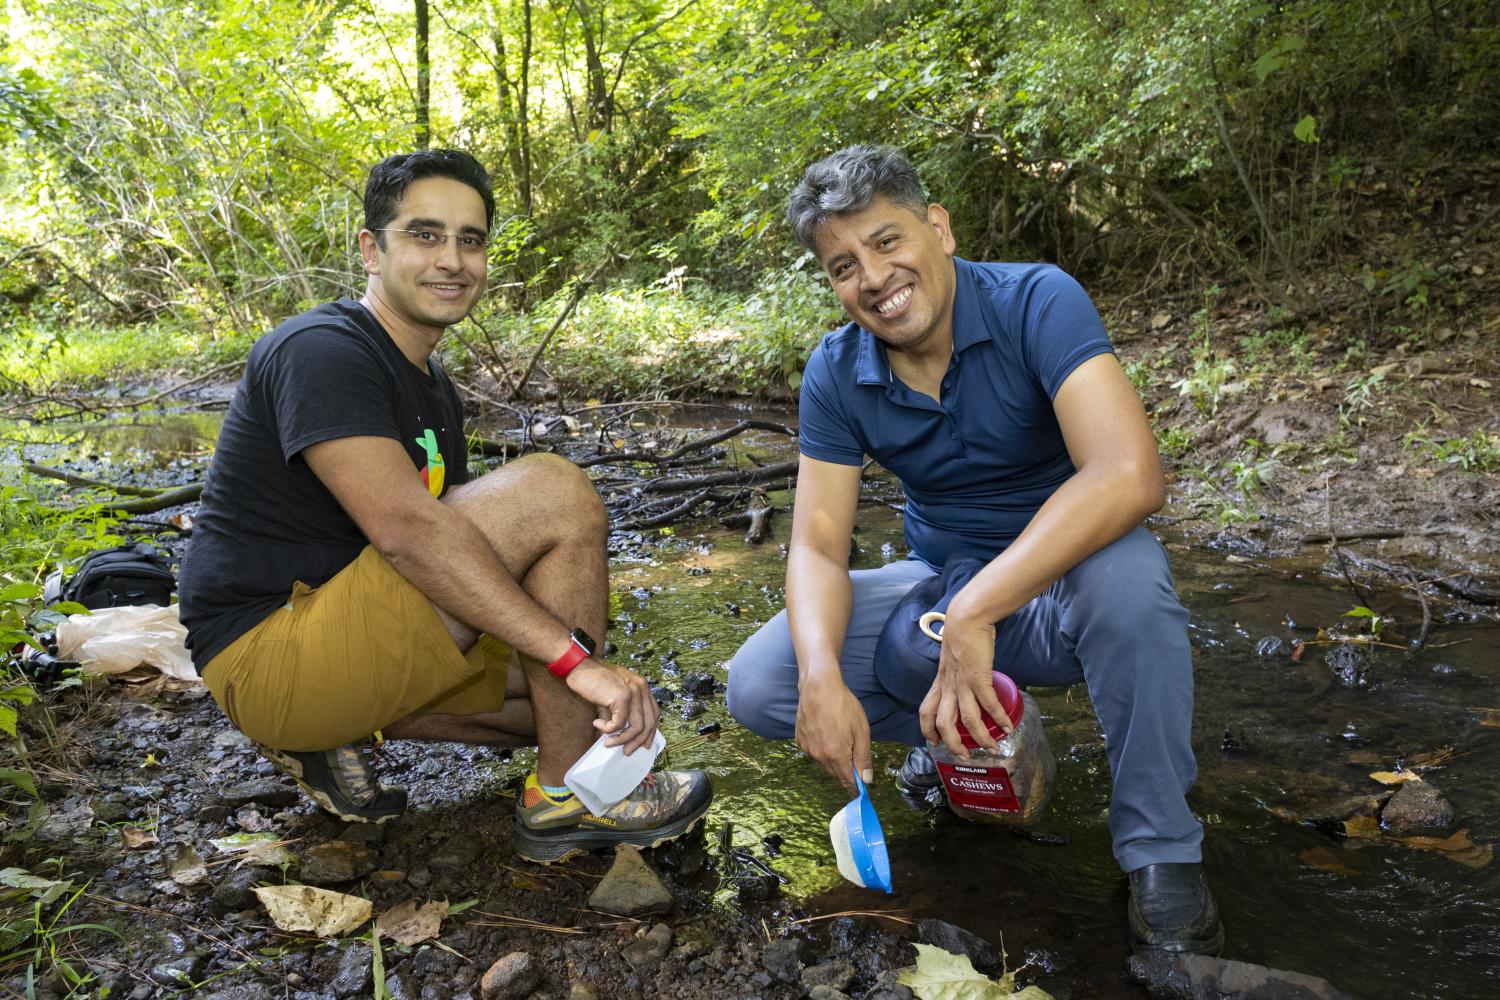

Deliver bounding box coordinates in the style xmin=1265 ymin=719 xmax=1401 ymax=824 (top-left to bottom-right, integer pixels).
xmin=935 ymin=759 xmax=1021 ymax=814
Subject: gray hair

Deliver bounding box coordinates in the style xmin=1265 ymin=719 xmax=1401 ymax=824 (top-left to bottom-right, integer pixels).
xmin=786 ymin=145 xmax=929 ymax=253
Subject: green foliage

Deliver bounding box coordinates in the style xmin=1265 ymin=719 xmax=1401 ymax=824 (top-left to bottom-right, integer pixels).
xmin=1156 ymin=424 xmax=1194 ymax=459
xmin=1404 ymin=427 xmax=1500 ymax=473
xmin=0 ymin=869 xmax=121 ymax=994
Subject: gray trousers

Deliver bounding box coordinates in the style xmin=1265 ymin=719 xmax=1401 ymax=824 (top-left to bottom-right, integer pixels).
xmin=725 ymin=526 xmax=1203 ymax=873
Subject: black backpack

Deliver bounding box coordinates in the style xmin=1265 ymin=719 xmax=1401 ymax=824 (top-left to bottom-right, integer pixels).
xmin=45 ymin=543 xmax=177 ymax=610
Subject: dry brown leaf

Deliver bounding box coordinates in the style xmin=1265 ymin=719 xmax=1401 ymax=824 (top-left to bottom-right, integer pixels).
xmin=254 ymin=885 xmax=372 ymax=937
xmin=1471 ymin=708 xmax=1500 ymax=728
xmin=1345 ymin=751 xmax=1383 ymax=766
xmin=120 ymin=826 xmax=158 ymax=849
xmin=1368 ymin=771 xmax=1419 ymax=785
xmin=169 ymin=845 xmax=208 ymax=886
xmin=1399 ymin=828 xmax=1494 ymax=870
xmin=375 ymin=898 xmax=447 ymax=946
xmin=1299 ymin=847 xmax=1357 ymax=877
xmin=1342 ymin=816 xmax=1381 ymax=839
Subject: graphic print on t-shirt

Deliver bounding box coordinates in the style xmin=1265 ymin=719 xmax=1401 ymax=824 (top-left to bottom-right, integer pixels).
xmin=415 ymin=427 xmax=446 ymax=497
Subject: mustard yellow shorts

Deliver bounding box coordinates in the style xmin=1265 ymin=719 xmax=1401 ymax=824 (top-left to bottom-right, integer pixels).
xmin=204 ymin=545 xmax=512 ymax=752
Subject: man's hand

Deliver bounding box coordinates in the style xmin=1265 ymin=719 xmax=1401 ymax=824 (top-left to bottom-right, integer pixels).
xmin=563 ymin=659 xmax=659 ymax=755
xmin=796 ymin=674 xmax=872 ymax=797
xmin=918 ymin=614 xmax=1011 ymax=760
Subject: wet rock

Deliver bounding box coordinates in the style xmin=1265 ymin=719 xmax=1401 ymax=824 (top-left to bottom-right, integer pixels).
xmin=623 ymin=922 xmax=673 ymax=973
xmin=1298 ymin=793 xmax=1392 ymax=832
xmin=760 ymin=938 xmax=805 ymax=982
xmin=801 ymin=958 xmax=855 ymax=991
xmin=340 ymin=823 xmax=386 ymax=848
xmin=36 ymin=798 xmax=95 ymax=841
xmin=650 ymin=685 xmax=678 ymax=704
xmin=1128 ymin=951 xmax=1352 ymax=999
xmin=209 ymin=868 xmax=260 ymax=915
xmin=152 ymin=954 xmax=205 ymax=986
xmin=384 ymin=972 xmax=420 ymax=1000
xmin=808 ymin=988 xmax=854 ymax=1000
xmin=331 ymin=942 xmax=372 ymax=997
xmin=480 ymin=952 xmax=540 ymax=1000
xmin=1431 ymin=662 xmax=1457 ymax=677
xmin=91 ymin=793 xmax=131 ymax=825
xmin=735 ymin=873 xmax=778 ymax=902
xmin=201 ymin=984 xmax=273 ymax=1000
xmin=865 ymin=968 xmax=917 ymax=1000
xmin=197 ymin=804 xmax=234 ymax=823
xmin=586 ymin=845 xmax=673 ymax=916
xmin=917 ymin=918 xmax=998 ymax=971
xmin=1381 ymin=779 xmax=1455 ymax=834
xmin=300 ymin=840 xmax=380 ymax=885
xmin=1255 ymin=636 xmax=1289 ymax=658
xmin=680 ymin=672 xmax=717 ymax=696
xmin=1323 ymin=644 xmax=1370 ymax=688
xmin=678 ymin=699 xmax=707 ymax=720
xmin=220 ymin=779 xmax=301 ymax=809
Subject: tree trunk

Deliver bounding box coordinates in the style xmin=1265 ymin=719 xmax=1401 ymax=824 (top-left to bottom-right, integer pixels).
xmin=415 ymin=0 xmax=431 ymax=148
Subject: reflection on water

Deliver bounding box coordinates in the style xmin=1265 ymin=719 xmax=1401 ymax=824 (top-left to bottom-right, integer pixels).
xmin=0 ymin=412 xmax=222 ymax=470
xmin=618 ymin=508 xmax=1500 ymax=999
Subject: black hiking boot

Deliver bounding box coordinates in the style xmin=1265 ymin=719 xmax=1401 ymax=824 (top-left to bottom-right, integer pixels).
xmin=256 ymin=741 xmax=408 ymax=824
xmin=1127 ymin=862 xmax=1225 ymax=955
xmin=896 ymin=746 xmax=942 ymax=796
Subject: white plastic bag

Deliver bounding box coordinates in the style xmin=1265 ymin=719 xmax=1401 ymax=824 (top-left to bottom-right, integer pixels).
xmin=564 ymin=729 xmax=665 ymax=815
xmin=55 ymin=604 xmax=198 ymax=682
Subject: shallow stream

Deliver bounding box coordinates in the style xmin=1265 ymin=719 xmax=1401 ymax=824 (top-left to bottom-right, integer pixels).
xmin=6 ymin=409 xmax=1498 ymax=998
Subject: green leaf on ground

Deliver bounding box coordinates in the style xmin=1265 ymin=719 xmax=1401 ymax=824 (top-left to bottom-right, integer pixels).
xmin=0 ymin=768 xmax=38 ymax=797
xmin=897 ymin=944 xmax=1054 ymax=1000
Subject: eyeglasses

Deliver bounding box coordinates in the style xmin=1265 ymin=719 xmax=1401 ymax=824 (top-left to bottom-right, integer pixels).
xmin=372 ymin=228 xmax=489 ymax=254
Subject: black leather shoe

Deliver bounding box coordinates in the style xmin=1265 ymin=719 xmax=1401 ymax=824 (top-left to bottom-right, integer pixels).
xmin=896 ymin=747 xmax=941 ymax=795
xmin=1127 ymin=862 xmax=1224 ymax=955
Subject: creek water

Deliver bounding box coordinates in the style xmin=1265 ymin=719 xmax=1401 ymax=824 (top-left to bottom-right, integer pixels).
xmin=8 ymin=409 xmax=1499 ymax=998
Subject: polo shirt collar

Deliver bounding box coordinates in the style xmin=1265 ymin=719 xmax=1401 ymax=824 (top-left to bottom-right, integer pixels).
xmin=853 ymin=256 xmax=987 ymax=387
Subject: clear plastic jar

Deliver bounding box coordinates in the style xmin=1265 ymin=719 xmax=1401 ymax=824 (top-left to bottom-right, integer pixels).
xmin=930 ymin=673 xmax=1056 ymax=827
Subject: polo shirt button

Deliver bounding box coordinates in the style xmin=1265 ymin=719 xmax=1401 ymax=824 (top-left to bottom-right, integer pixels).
xmin=949 ymin=432 xmax=957 ymax=440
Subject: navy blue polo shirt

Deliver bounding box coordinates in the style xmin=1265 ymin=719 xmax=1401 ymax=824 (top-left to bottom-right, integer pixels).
xmin=798 ymin=258 xmax=1114 ymax=568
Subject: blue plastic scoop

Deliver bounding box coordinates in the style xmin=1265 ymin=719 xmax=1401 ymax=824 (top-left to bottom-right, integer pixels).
xmin=828 ymin=767 xmax=892 ymax=893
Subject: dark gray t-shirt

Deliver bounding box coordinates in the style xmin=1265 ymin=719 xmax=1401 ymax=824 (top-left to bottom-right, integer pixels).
xmin=179 ymin=299 xmax=469 ymax=671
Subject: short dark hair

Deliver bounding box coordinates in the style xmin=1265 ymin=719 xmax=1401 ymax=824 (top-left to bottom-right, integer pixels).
xmin=787 ymin=145 xmax=929 ymax=253
xmin=364 ymin=149 xmax=495 ymax=248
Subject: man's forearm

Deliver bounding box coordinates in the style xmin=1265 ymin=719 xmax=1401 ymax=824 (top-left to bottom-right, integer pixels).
xmin=947 ymin=462 xmax=1162 ymax=627
xmin=786 ymin=544 xmax=855 ymax=690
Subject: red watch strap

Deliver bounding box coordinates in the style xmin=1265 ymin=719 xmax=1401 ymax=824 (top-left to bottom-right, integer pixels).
xmin=545 ymin=636 xmax=590 ymax=678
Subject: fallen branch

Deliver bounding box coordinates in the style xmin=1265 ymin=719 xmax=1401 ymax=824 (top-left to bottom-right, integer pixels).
xmin=511 ymin=268 xmax=601 ymax=397
xmin=613 ymin=489 xmax=713 ymax=530
xmin=83 ymin=483 xmax=205 ymax=515
xmin=25 ymin=464 xmax=160 ymax=497
xmin=576 ymin=420 xmax=794 ymax=469
xmin=640 ymin=461 xmax=798 ymax=496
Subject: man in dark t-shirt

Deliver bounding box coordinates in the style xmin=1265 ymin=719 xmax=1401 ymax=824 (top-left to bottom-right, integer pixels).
xmin=726 ymin=146 xmax=1222 ymax=955
xmin=178 ymin=150 xmax=711 ymax=862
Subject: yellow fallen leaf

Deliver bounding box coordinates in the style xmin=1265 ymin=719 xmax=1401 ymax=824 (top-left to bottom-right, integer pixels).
xmin=1299 ymin=847 xmax=1356 ymax=877
xmin=376 ymin=898 xmax=447 ymax=946
xmin=1400 ymin=828 xmax=1494 ymax=870
xmin=254 ymin=885 xmax=372 ymax=937
xmin=1342 ymin=816 xmax=1381 ymax=839
xmin=1470 ymin=378 xmax=1492 ymax=389
xmin=1369 ymin=771 xmax=1419 ymax=785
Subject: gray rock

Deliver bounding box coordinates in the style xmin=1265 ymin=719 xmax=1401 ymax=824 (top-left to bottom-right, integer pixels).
xmin=801 ymin=959 xmax=856 ymax=991
xmin=1381 ymin=779 xmax=1455 ymax=834
xmin=1323 ymin=644 xmax=1370 ymax=688
xmin=808 ymin=988 xmax=853 ymax=1000
xmin=917 ymin=918 xmax=998 ymax=971
xmin=864 ymin=969 xmax=916 ymax=1000
xmin=480 ymin=952 xmax=540 ymax=1000
xmin=220 ymin=779 xmax=301 ymax=808
xmin=300 ymin=840 xmax=380 ymax=885
xmin=384 ymin=972 xmax=420 ymax=1000
xmin=622 ymin=923 xmax=673 ymax=973
xmin=201 ymin=985 xmax=274 ymax=1000
xmin=209 ymin=869 xmax=259 ymax=915
xmin=429 ymin=834 xmax=482 ymax=869
xmin=586 ymin=845 xmax=673 ymax=916
xmin=419 ymin=983 xmax=452 ymax=1000
xmin=151 ymin=955 xmax=205 ymax=987
xmin=1128 ymin=951 xmax=1353 ymax=999
xmin=761 ymin=939 xmax=803 ymax=982
xmin=331 ymin=943 xmax=372 ymax=997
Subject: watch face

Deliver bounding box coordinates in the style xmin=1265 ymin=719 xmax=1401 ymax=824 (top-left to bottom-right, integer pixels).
xmin=570 ymin=628 xmax=597 ymax=655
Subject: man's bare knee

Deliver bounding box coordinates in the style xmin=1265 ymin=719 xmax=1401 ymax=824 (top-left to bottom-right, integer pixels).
xmin=447 ymin=453 xmax=605 ymax=545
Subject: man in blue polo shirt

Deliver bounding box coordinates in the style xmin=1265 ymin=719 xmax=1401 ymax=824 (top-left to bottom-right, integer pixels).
xmin=727 ymin=145 xmax=1221 ymax=955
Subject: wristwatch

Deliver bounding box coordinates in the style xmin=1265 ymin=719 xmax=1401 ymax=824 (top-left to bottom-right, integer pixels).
xmin=545 ymin=628 xmax=597 ymax=679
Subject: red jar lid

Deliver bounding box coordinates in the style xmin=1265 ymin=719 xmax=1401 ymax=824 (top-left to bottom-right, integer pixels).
xmin=954 ymin=671 xmax=1024 ymax=749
